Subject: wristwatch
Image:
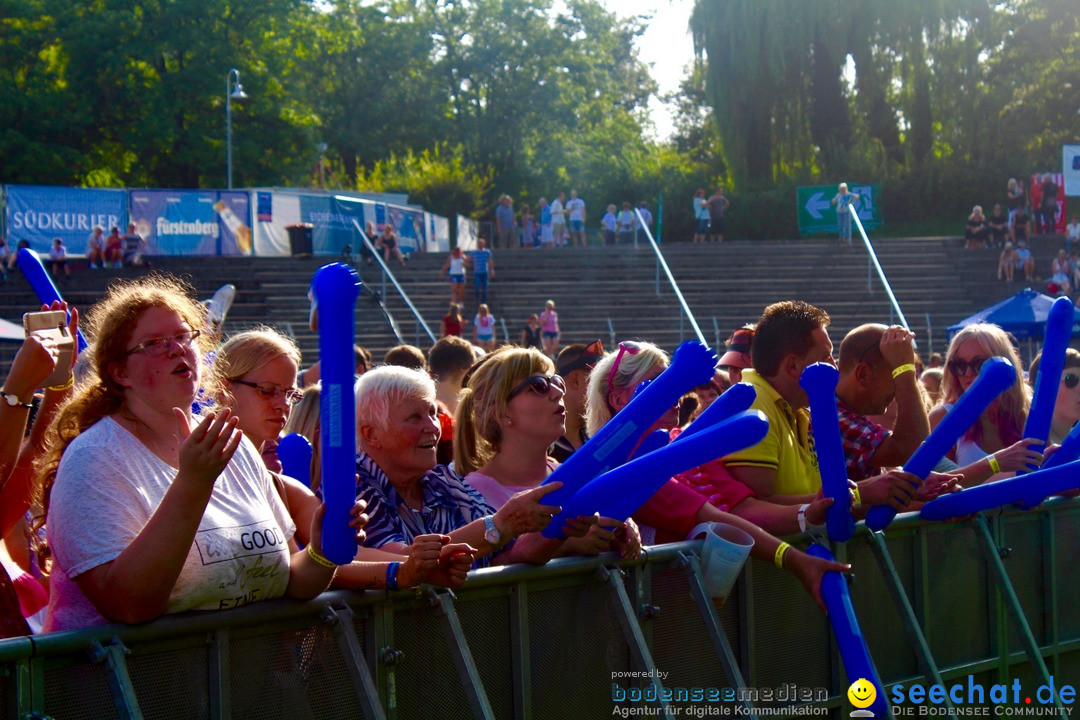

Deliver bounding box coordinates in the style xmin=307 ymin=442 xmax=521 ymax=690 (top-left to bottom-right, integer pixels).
xmin=483 ymin=515 xmax=503 ymax=547
xmin=1 ymin=391 xmax=32 ymax=409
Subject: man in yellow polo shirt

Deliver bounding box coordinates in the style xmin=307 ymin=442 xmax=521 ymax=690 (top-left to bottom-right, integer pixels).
xmin=724 ymin=301 xmax=921 ymax=512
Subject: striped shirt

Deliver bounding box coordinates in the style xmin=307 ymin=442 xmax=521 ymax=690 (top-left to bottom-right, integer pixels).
xmin=354 ymin=451 xmax=496 ymax=567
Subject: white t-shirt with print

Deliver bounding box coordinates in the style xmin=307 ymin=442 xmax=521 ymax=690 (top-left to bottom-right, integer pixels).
xmin=45 ymin=416 xmax=296 ymax=632
xmin=567 ymin=198 xmax=585 ymax=221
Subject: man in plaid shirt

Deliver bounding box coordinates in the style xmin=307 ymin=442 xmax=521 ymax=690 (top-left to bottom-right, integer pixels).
xmin=834 ymin=324 xmax=930 ymax=480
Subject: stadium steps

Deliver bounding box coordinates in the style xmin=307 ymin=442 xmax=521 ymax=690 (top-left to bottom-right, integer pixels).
xmin=4 ymin=234 xmax=1068 ymax=372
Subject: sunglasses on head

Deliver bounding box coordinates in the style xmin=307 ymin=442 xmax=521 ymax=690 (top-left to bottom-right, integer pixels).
xmin=1065 ymin=373 xmax=1079 ymax=390
xmin=508 ymin=374 xmax=565 ymax=400
xmin=948 ymin=356 xmax=989 ymax=377
xmin=607 ymin=342 xmax=641 ymax=396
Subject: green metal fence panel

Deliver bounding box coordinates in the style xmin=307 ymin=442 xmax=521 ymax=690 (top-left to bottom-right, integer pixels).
xmin=1 ymin=502 xmax=1078 ymax=718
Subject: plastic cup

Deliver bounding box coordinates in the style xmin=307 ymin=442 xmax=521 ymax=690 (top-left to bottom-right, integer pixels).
xmin=689 ymin=522 xmax=755 ymax=603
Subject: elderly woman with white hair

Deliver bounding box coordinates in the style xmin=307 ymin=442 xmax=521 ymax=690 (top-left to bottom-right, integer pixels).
xmin=354 ymin=366 xmax=568 ymax=566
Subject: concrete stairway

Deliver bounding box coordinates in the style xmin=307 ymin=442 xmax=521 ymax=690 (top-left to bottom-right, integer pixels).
xmin=1 ymin=234 xmax=1070 ymax=372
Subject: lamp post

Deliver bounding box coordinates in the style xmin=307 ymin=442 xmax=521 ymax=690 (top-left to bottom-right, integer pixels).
xmin=225 ymin=68 xmax=248 ymax=189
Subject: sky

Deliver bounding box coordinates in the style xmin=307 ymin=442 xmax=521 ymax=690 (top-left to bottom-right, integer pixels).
xmin=602 ymin=0 xmax=696 ymax=140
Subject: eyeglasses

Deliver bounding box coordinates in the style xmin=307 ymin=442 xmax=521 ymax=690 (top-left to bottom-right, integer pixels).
xmin=1065 ymin=373 xmax=1079 ymax=390
xmin=607 ymin=341 xmax=641 ymax=396
xmin=948 ymin=356 xmax=989 ymax=377
xmin=125 ymin=329 xmax=201 ymax=357
xmin=230 ymin=379 xmax=304 ymax=405
xmin=508 ymin=374 xmax=565 ymax=400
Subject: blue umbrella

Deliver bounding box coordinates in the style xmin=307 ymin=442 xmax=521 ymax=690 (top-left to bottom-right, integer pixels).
xmin=946 ymin=288 xmax=1080 ymax=340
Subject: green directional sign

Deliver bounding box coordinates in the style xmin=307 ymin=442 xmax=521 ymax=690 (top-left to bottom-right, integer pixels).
xmin=796 ymin=183 xmax=883 ymax=236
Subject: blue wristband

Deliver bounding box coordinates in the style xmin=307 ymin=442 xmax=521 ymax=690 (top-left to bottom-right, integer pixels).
xmin=386 ymin=561 xmax=400 ymax=591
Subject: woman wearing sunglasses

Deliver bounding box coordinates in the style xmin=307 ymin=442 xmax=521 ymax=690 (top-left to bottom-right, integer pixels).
xmin=454 ymin=347 xmax=641 ymax=560
xmin=931 ymin=324 xmax=1042 ymax=484
xmin=36 ymin=276 xmax=340 ymax=632
xmin=1028 ymin=349 xmax=1080 ymax=445
xmin=586 ymin=341 xmax=849 ymax=609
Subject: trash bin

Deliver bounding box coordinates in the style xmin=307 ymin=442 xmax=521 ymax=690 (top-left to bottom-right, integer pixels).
xmin=285 ymin=223 xmax=313 ymax=256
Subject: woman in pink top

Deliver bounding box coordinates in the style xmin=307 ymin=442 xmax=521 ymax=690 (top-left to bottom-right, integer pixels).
xmin=539 ymin=299 xmax=560 ymax=358
xmin=454 ymin=346 xmax=640 ymax=559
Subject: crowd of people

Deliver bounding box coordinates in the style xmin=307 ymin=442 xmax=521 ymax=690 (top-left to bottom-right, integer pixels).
xmin=4 ymin=260 xmax=1076 ymax=642
xmin=492 ymin=192 xmax=655 ymax=249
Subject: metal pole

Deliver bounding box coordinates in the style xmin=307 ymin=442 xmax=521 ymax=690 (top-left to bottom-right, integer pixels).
xmin=225 ymin=68 xmax=246 ymax=190
xmin=635 ymin=208 xmax=706 ymax=344
xmin=226 ymin=71 xmax=233 ymax=190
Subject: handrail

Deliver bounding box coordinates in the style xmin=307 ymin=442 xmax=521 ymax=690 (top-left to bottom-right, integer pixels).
xmin=851 ymin=210 xmax=910 ymax=331
xmin=606 ymin=317 xmax=616 ymax=348
xmin=634 ymin=209 xmax=706 ymax=345
xmin=333 ymin=195 xmax=437 ymax=345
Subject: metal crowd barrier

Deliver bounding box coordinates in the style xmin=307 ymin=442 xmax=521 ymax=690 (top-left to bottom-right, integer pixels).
xmin=2 ymin=499 xmax=1077 ymax=719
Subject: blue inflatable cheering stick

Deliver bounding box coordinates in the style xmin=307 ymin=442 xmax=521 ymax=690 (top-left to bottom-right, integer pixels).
xmin=1040 ymin=421 xmax=1080 ymax=471
xmin=278 ymin=433 xmax=314 ymax=488
xmin=552 ymin=411 xmax=769 ymax=526
xmin=312 ymin=263 xmax=361 ymax=565
xmin=920 ymin=458 xmax=1080 ymax=521
xmin=1021 ymin=296 xmax=1074 ymax=472
xmin=677 ymin=382 xmax=757 ymax=440
xmin=806 ymin=544 xmax=890 ymax=718
xmin=626 ymin=381 xmax=756 ymax=461
xmin=539 ymin=340 xmax=717 ymax=536
xmin=800 ymin=363 xmax=856 ymax=543
xmin=864 ymin=357 xmax=1016 ymax=531
xmin=17 ymin=248 xmax=88 ymax=351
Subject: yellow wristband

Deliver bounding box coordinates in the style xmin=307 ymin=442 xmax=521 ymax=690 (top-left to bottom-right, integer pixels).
xmin=47 ymin=376 xmax=74 ymax=392
xmin=306 ymin=543 xmax=338 ymax=569
xmin=774 ymin=542 xmax=792 ymax=570
xmin=891 ymin=363 xmax=916 ymax=379
xmin=851 ymin=485 xmax=862 ymax=508
xmin=988 ymin=455 xmax=1001 ymax=474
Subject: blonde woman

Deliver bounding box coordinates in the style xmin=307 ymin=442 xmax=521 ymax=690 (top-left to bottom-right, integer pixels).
xmin=473 ymin=303 xmax=496 ymax=352
xmin=932 ymin=323 xmax=1043 ymax=484
xmin=454 ymin=347 xmax=640 ymax=560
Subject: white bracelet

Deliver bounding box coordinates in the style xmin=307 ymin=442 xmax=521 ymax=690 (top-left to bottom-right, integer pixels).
xmin=798 ymin=503 xmax=811 ymax=533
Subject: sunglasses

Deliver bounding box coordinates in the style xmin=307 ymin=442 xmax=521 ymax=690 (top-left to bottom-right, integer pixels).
xmin=607 ymin=342 xmax=641 ymax=397
xmin=508 ymin=374 xmax=565 ymax=400
xmin=948 ymin=356 xmax=989 ymax=377
xmin=230 ymin=379 xmax=304 ymax=405
xmin=1065 ymin=373 xmax=1080 ymax=390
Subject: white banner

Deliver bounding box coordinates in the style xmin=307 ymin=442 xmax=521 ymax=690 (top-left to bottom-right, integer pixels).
xmin=456 ymin=214 xmax=479 ymax=251
xmin=1064 ymin=145 xmax=1080 ymax=196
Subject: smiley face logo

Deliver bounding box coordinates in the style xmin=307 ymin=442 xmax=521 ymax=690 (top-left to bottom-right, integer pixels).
xmin=847 ymin=678 xmax=877 ymax=710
